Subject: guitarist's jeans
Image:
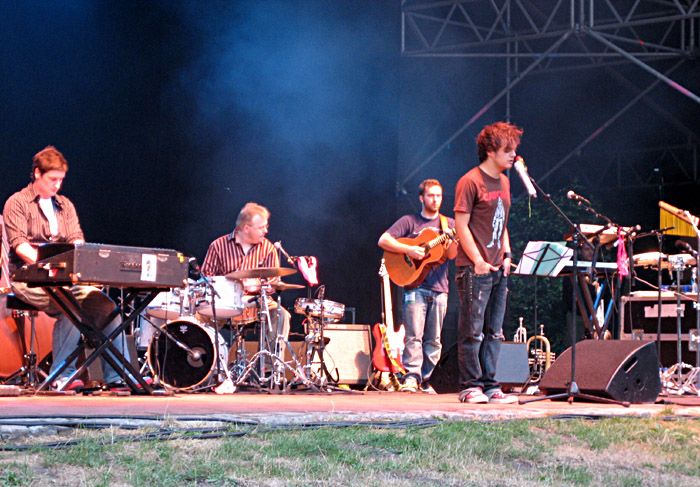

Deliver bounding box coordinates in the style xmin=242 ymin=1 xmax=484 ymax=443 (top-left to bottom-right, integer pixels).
xmin=455 ymin=266 xmax=508 ymax=392
xmin=402 ymin=287 xmax=448 ymax=384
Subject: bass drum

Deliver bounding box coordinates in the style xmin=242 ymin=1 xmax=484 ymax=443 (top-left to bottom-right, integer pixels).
xmin=0 ymin=293 xmax=54 ymax=379
xmin=147 ymin=316 xmax=228 ymax=391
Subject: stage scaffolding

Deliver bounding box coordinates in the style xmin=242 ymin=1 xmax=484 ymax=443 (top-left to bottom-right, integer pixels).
xmin=399 ymin=1 xmax=700 ymax=197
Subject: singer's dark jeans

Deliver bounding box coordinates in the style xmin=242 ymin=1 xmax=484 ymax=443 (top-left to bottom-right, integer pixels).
xmin=456 ymin=265 xmax=508 ymax=392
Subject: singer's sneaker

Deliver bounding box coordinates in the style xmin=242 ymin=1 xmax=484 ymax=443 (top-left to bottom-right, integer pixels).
xmin=400 ymin=376 xmax=419 ymax=393
xmin=486 ymin=388 xmax=518 ymax=404
xmin=459 ymin=387 xmax=488 ymax=404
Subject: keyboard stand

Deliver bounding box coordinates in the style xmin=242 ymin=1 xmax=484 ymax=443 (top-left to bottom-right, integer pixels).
xmin=36 ymin=287 xmax=163 ymax=395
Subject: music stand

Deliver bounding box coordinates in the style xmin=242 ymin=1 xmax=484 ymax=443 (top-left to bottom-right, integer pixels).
xmin=518 ymin=179 xmax=630 ymax=407
xmin=514 ymin=241 xmax=572 ymax=278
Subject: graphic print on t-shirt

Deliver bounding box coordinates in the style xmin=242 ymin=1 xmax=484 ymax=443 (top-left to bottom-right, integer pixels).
xmin=486 ymin=197 xmax=505 ymax=249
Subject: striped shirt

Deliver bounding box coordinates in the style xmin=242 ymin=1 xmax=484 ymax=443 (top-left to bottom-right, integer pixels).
xmin=201 ymin=230 xmax=279 ymax=277
xmin=3 ymin=183 xmax=84 ymax=274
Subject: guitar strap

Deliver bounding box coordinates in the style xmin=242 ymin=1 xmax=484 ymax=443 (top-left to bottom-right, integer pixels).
xmin=439 ymin=214 xmax=449 ymax=235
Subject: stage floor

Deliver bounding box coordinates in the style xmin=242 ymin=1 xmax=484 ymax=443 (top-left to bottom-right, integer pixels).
xmin=1 ymin=390 xmax=699 ymax=423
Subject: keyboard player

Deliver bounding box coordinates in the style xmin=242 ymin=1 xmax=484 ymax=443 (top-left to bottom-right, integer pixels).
xmin=3 ymin=146 xmax=131 ymax=392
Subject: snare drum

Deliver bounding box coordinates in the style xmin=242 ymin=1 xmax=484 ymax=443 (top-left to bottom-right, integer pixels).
xmin=294 ymin=297 xmax=345 ymax=321
xmin=196 ymin=276 xmax=245 ymax=319
xmin=146 ymin=288 xmax=187 ymax=319
xmin=229 ymin=298 xmax=279 ymax=326
xmin=147 ymin=316 xmax=229 ymax=390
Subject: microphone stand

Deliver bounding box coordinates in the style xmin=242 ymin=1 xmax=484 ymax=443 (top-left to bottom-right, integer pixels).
xmin=519 ymin=178 xmax=629 ymax=407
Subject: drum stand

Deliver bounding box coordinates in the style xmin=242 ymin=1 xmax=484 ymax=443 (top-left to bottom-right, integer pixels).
xmin=661 ymin=256 xmax=700 ymax=395
xmin=234 ymin=282 xmax=315 ymax=392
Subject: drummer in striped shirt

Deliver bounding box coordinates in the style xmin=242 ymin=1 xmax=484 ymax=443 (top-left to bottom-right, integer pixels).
xmin=201 ymin=202 xmax=291 ymax=352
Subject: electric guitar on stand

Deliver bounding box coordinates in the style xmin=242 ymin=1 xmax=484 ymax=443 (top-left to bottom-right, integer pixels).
xmin=372 ymin=260 xmax=406 ymax=389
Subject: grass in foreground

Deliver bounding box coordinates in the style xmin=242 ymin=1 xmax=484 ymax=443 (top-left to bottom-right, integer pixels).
xmin=1 ymin=415 xmax=699 ymax=486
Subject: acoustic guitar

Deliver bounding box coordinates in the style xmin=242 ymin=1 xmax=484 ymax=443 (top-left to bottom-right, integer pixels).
xmin=372 ymin=260 xmax=405 ymax=375
xmin=383 ymin=228 xmax=455 ymax=289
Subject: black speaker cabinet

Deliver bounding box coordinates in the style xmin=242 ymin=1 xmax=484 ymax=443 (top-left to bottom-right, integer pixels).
xmin=430 ymin=342 xmax=530 ymax=393
xmin=539 ymin=340 xmax=661 ymax=404
xmin=621 ymin=294 xmax=698 ymax=367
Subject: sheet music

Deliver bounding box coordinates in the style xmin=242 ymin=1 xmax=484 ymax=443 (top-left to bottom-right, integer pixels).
xmin=514 ymin=241 xmax=573 ymax=277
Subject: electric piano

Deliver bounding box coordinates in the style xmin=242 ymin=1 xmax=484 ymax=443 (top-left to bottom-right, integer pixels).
xmin=12 ymin=242 xmax=189 ymax=289
xmin=12 ymin=243 xmax=189 ymax=394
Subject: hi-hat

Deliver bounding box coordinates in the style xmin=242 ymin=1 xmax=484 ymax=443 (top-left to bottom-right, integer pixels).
xmin=225 ymin=267 xmax=297 ymax=280
xmin=273 ymin=282 xmax=305 ymax=291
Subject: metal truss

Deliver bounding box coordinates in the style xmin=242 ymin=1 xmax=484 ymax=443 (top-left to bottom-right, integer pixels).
xmin=399 ymin=1 xmax=700 ymax=193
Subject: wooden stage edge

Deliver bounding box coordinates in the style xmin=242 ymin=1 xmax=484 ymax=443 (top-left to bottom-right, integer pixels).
xmin=1 ymin=391 xmax=699 ymax=423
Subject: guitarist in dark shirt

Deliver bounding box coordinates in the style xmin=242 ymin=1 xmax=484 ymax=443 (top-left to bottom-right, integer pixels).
xmin=378 ymin=179 xmax=457 ymax=393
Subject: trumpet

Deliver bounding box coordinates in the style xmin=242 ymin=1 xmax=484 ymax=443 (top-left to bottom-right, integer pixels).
xmin=526 ymin=324 xmax=554 ymax=383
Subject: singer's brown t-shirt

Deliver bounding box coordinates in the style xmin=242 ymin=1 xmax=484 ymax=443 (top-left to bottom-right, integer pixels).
xmin=453 ymin=166 xmax=510 ymax=267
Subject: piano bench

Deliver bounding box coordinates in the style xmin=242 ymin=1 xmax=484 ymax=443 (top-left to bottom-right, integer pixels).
xmin=5 ymin=294 xmax=40 ymax=315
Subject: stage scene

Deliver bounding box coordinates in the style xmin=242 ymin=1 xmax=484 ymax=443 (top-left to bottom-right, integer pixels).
xmin=2 ymin=2 xmax=700 ymax=417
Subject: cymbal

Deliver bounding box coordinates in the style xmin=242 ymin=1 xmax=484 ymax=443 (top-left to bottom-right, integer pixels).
xmin=225 ymin=267 xmax=297 ymax=280
xmin=273 ymin=281 xmax=305 ymax=291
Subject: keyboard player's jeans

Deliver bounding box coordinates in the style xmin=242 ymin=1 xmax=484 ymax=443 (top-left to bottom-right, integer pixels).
xmin=10 ymin=282 xmax=131 ymax=385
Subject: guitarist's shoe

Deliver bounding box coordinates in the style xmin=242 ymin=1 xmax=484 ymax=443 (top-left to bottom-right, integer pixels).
xmin=400 ymin=376 xmax=419 ymax=393
xmin=459 ymin=387 xmax=488 ymax=404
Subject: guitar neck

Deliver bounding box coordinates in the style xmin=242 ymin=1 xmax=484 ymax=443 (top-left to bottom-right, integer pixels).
xmin=427 ymin=232 xmax=451 ymax=250
xmin=382 ymin=272 xmax=394 ymax=330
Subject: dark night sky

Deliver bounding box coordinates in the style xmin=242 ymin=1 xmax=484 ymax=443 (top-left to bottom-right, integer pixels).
xmin=2 ymin=1 xmax=699 ymax=337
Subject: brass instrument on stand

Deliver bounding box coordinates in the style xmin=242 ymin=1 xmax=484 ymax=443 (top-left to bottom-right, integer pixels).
xmin=514 ymin=317 xmax=554 ymax=384
xmin=526 ymin=325 xmax=553 ymax=383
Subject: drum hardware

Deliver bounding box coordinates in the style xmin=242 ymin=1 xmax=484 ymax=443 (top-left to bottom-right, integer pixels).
xmin=233 ymin=279 xmax=287 ymax=390
xmin=231 ymin=278 xmax=316 ymax=392
xmin=292 ymin=286 xmax=349 ymax=389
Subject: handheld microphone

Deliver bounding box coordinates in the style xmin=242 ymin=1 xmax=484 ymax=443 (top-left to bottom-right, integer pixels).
xmin=273 ymin=241 xmax=295 ymax=265
xmin=513 ymin=156 xmax=537 ymax=198
xmin=567 ymin=190 xmax=591 ymax=206
xmin=675 ymin=239 xmax=698 ymax=257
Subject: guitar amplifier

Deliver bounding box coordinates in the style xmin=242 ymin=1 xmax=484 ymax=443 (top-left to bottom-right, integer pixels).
xmin=238 ymin=324 xmax=372 ymax=385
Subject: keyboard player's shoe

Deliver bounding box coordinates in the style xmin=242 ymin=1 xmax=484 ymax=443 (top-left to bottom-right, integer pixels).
xmin=52 ymin=377 xmax=84 ymax=392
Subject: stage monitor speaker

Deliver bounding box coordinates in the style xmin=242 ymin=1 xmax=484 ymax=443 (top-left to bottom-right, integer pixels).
xmin=430 ymin=342 xmax=530 ymax=394
xmin=539 ymin=340 xmax=661 ymax=404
